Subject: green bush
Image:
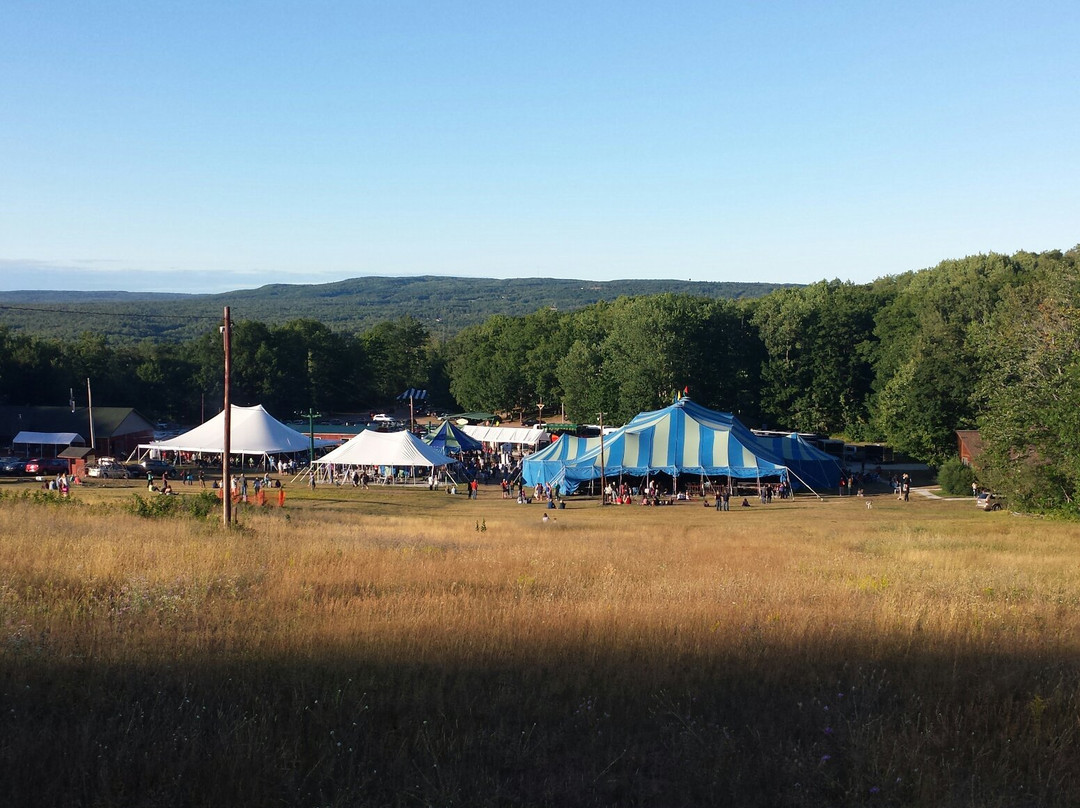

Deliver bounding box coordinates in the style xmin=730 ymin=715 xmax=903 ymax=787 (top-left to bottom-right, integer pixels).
xmin=938 ymin=456 xmax=977 ymax=496
xmin=125 ymin=491 xmax=221 ymax=520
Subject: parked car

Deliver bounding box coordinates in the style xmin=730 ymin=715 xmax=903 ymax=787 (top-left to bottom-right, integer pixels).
xmin=976 ymin=492 xmax=1005 ymax=511
xmin=139 ymin=459 xmax=177 ymax=476
xmin=0 ymin=456 xmax=26 ymax=475
xmin=371 ymin=413 xmax=396 ymax=423
xmin=87 ymin=458 xmax=136 ymax=479
xmin=24 ymin=457 xmax=70 ymax=475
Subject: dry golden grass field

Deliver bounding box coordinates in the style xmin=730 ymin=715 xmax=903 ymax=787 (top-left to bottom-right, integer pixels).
xmin=1 ymin=475 xmax=1078 ymax=807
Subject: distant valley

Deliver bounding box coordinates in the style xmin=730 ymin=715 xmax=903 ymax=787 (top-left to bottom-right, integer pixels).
xmin=0 ymin=275 xmax=794 ymax=342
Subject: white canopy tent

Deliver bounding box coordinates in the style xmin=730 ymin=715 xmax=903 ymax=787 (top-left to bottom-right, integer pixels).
xmin=13 ymin=431 xmax=85 ymax=452
xmin=134 ymin=405 xmax=334 ymax=462
xmin=313 ymin=429 xmax=454 ymax=469
xmin=460 ymin=425 xmax=546 ymax=447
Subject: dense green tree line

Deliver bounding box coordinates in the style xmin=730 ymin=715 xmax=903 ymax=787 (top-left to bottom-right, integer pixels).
xmin=0 ymin=315 xmax=441 ymax=423
xmin=3 ymin=247 xmax=1079 ymax=513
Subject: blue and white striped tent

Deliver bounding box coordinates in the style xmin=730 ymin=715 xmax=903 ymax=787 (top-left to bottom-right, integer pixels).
xmin=424 ymin=420 xmax=483 ymax=454
xmin=523 ymin=398 xmax=836 ymax=494
xmin=521 ymin=434 xmax=602 ymax=488
xmin=751 ymin=432 xmax=843 ymax=492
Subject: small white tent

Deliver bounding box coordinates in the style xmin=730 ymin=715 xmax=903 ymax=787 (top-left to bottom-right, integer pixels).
xmin=313 ymin=429 xmax=454 ymax=469
xmin=136 ymin=405 xmax=333 ymax=460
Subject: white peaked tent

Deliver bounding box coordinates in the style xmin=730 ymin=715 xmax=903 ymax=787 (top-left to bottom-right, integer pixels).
xmin=137 ymin=404 xmax=334 ymax=459
xmin=313 ymin=429 xmax=454 ymax=468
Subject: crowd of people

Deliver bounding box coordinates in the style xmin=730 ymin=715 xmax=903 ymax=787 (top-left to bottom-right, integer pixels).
xmin=69 ymin=438 xmax=921 ymax=510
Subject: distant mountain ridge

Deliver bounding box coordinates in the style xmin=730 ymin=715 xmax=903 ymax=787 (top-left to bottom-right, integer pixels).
xmin=0 ymin=275 xmax=796 ymax=342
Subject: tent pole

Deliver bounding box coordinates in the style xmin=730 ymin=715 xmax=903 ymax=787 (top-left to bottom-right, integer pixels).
xmin=784 ymin=466 xmax=823 ymax=500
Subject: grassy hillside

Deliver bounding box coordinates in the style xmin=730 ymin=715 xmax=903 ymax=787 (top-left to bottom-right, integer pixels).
xmin=1 ymin=480 xmax=1077 ymax=806
xmin=0 ymin=275 xmax=793 ymax=342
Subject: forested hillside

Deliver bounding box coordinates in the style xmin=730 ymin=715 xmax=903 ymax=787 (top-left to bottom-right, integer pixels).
xmin=0 ymin=276 xmax=789 ymax=343
xmin=2 ymin=249 xmax=1079 ymax=513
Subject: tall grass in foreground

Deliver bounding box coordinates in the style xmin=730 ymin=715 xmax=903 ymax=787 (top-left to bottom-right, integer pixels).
xmin=0 ymin=489 xmax=1078 ymax=806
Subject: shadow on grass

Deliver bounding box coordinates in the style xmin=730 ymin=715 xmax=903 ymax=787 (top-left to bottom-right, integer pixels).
xmin=1 ymin=643 xmax=1077 ymax=808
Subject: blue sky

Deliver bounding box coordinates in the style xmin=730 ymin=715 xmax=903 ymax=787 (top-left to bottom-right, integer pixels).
xmin=1 ymin=1 xmax=1077 ymax=293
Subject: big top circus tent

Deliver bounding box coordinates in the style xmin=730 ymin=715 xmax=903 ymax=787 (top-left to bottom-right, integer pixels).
xmin=521 ymin=397 xmax=840 ymax=495
xmin=520 ymin=434 xmax=601 ymax=488
xmin=750 ymin=432 xmax=844 ymax=493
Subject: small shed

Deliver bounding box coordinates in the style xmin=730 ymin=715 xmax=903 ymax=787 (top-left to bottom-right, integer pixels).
xmin=59 ymin=445 xmax=94 ymax=478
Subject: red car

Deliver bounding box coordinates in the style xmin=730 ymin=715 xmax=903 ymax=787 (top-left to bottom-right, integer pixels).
xmin=24 ymin=457 xmax=70 ymax=475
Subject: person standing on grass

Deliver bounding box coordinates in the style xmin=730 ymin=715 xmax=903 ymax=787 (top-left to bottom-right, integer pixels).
xmin=470 ymin=477 xmax=479 ymax=499
xmin=901 ymin=473 xmax=911 ymax=502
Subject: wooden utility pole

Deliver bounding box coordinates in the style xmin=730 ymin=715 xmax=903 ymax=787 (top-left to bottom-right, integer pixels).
xmin=222 ymin=307 xmax=232 ymax=526
xmin=301 ymin=408 xmax=321 ymax=489
xmin=303 ymin=408 xmax=321 ymax=468
xmin=86 ymin=378 xmax=95 ymax=450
